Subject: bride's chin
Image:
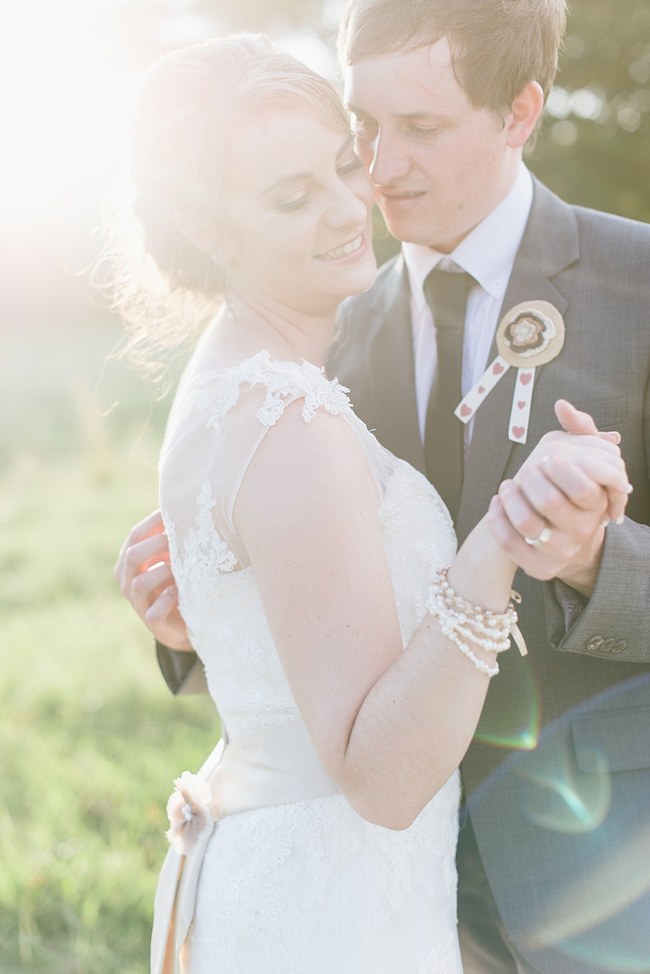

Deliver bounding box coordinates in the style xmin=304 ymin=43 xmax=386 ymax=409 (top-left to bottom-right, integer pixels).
xmin=349 ymin=262 xmax=378 ymax=296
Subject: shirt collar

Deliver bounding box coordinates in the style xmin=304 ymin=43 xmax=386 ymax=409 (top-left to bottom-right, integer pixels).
xmin=403 ymin=163 xmax=534 ymax=312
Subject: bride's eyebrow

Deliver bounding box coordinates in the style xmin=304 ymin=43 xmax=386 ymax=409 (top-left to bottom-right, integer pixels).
xmin=259 ymin=172 xmax=312 ymax=198
xmin=259 ymin=136 xmax=355 ymax=198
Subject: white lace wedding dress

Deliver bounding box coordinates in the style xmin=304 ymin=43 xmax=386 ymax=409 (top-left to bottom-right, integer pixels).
xmin=158 ymin=321 xmax=463 ymax=974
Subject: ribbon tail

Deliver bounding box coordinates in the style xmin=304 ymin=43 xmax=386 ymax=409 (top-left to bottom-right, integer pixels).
xmin=150 ymin=821 xmax=216 ymax=974
xmin=151 ymin=847 xmax=183 ymax=974
xmin=511 ymin=621 xmax=528 ymax=657
xmin=174 ymin=820 xmax=216 ymax=960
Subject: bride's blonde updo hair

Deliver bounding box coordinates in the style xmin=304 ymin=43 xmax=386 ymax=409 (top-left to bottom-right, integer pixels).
xmin=106 ymin=34 xmax=349 ymax=386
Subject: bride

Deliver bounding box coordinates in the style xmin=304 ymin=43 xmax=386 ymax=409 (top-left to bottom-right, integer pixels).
xmin=110 ymin=34 xmax=629 ymax=974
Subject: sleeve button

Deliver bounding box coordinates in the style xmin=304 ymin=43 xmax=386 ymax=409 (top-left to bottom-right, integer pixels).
xmin=586 ymin=635 xmax=604 ymax=652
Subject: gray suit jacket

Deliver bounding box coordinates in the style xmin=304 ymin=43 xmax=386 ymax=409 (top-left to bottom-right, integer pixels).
xmin=335 ymin=178 xmax=650 ymax=972
xmin=158 ymin=178 xmax=650 ymax=972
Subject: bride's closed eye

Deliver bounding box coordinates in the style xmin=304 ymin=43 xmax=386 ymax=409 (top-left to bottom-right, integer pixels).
xmin=338 ymin=156 xmax=365 ymax=177
xmin=276 ymin=192 xmax=312 ymax=212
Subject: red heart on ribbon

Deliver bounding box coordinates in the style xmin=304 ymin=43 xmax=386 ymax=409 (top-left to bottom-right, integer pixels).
xmin=493 ymin=362 xmax=505 ymax=376
xmin=478 ymin=386 xmax=485 ymax=395
xmin=511 ymin=426 xmax=525 ymax=439
xmin=518 ymin=401 xmax=526 ymax=409
xmin=460 ymin=404 xmax=473 ymax=418
xmin=520 ymin=372 xmax=532 ymax=385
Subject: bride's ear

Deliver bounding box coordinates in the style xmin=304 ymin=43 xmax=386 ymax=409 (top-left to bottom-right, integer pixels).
xmin=174 ymin=209 xmax=240 ymax=268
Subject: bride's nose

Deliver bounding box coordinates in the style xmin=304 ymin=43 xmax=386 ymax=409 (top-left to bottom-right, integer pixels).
xmin=323 ymin=183 xmax=368 ymax=229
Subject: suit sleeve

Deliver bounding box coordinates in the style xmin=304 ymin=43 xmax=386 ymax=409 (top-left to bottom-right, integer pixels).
xmin=156 ymin=643 xmax=208 ymax=695
xmin=543 ymin=520 xmax=650 ymax=664
xmin=543 ymin=365 xmax=650 ymax=664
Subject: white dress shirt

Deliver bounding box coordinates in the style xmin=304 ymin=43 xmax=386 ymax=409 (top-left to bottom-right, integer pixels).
xmin=403 ymin=163 xmax=534 ymax=441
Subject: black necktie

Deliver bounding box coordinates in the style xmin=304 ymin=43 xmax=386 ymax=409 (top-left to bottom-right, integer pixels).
xmin=422 ymin=268 xmax=475 ymax=522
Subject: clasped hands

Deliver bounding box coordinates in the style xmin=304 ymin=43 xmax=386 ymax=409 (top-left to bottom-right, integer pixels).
xmin=487 ymin=399 xmax=631 ymax=596
xmin=114 ymin=399 xmax=631 ymax=648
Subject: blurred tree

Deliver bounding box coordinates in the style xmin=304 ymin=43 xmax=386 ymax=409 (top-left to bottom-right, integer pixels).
xmin=529 ymin=0 xmax=650 ymax=223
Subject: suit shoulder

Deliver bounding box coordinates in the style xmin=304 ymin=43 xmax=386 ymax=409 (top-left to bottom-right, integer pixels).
xmin=573 ymin=204 xmax=650 ymax=258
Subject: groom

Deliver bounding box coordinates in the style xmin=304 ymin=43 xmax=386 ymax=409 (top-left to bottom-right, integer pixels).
xmin=116 ymin=1 xmax=650 ymax=971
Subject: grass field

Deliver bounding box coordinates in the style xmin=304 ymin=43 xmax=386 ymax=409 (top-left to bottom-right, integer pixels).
xmin=1 ymin=319 xmax=216 ymax=973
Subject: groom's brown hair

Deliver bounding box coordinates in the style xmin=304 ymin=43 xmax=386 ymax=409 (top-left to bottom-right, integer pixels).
xmin=338 ymin=0 xmax=566 ymax=113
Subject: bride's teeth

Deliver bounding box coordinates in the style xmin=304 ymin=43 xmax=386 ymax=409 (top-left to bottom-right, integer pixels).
xmin=322 ymin=235 xmax=363 ymax=259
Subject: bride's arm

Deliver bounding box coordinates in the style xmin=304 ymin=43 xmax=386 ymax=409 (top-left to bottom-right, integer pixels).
xmin=234 ymin=403 xmax=511 ymax=829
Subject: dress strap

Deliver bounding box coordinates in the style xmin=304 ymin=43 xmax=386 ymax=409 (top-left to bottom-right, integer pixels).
xmin=151 ymin=719 xmax=339 ymax=974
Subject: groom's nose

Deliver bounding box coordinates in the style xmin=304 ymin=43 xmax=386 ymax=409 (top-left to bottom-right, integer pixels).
xmin=366 ymin=130 xmax=410 ymax=185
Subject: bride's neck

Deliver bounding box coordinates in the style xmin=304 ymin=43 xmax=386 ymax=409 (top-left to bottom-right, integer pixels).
xmin=226 ymin=287 xmax=337 ymax=368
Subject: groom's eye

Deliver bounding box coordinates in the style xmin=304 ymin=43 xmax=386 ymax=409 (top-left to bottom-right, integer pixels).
xmin=406 ymin=123 xmax=442 ymax=138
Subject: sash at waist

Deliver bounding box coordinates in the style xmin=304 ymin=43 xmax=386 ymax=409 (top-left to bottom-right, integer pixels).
xmin=151 ymin=718 xmax=339 ymax=974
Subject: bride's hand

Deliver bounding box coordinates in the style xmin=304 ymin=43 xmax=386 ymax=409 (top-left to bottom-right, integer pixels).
xmin=114 ymin=510 xmax=192 ymax=651
xmin=487 ymin=400 xmax=632 ymax=594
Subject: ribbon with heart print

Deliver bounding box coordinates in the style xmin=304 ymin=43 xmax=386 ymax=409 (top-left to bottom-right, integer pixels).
xmin=454 ymin=300 xmax=565 ymax=444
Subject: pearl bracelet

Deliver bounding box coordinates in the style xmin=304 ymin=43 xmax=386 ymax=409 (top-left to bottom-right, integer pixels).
xmin=426 ymin=568 xmax=521 ymax=678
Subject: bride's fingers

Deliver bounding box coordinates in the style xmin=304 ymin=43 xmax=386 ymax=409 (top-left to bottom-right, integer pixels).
xmin=540 ymin=454 xmax=632 ymax=522
xmin=497 ymin=476 xmax=566 ymax=542
xmin=526 ymin=434 xmax=621 ymax=478
xmin=486 ymin=494 xmax=568 ymax=582
xmin=145 ymin=585 xmax=192 ymax=651
xmin=498 ymin=470 xmax=608 ymax=548
xmin=500 ymin=451 xmax=629 ymax=537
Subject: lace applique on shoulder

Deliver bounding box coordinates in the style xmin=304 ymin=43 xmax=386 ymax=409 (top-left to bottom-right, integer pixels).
xmin=190 ymin=351 xmax=352 ymax=432
xmin=165 ymin=482 xmax=238 ymax=587
xmin=246 ymin=355 xmax=352 ymax=427
xmin=190 ymin=372 xmax=242 ymax=435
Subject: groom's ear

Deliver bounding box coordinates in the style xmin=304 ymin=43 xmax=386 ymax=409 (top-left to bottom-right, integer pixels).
xmin=503 ymin=81 xmax=545 ymax=149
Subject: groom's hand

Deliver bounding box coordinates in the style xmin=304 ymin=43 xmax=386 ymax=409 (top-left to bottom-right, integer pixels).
xmin=487 ymin=400 xmax=631 ymax=597
xmin=114 ymin=510 xmax=192 ymax=651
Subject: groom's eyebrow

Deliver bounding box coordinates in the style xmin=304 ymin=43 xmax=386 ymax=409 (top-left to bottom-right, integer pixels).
xmin=348 ymin=105 xmax=445 ymax=122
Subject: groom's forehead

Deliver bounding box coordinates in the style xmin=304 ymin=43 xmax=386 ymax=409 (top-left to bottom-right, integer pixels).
xmin=342 ymin=42 xmax=465 ymax=114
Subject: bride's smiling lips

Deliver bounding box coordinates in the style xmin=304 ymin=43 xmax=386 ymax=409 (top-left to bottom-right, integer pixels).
xmin=315 ymin=232 xmax=368 ymax=263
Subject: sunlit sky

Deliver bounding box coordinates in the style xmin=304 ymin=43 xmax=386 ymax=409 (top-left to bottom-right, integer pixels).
xmin=1 ymin=0 xmax=646 ymax=324
xmin=0 ymin=0 xmax=339 ymax=231
xmin=0 ymin=0 xmax=345 ymax=321
xmin=2 ymin=4 xmax=120 ymax=220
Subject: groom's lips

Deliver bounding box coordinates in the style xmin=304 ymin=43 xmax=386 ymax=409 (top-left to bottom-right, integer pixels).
xmin=376 ymin=188 xmax=426 ymax=208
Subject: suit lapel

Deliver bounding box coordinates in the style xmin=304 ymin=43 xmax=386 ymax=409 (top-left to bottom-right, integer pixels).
xmin=367 ymin=257 xmax=425 ymax=471
xmin=456 ymin=180 xmax=579 ymax=540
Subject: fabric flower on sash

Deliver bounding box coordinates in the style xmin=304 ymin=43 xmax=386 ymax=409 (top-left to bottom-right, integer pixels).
xmin=165 ymin=772 xmax=213 ymax=856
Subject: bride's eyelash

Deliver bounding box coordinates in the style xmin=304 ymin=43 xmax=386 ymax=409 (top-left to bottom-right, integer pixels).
xmin=339 ymin=158 xmax=364 ymax=176
xmin=277 ymin=194 xmax=311 ymax=212
xmin=275 ymin=158 xmax=362 ymax=212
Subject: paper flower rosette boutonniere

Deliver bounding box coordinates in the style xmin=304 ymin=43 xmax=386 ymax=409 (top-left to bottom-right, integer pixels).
xmin=455 ymin=300 xmax=566 ymax=444
xmin=165 ymin=771 xmax=213 ymax=856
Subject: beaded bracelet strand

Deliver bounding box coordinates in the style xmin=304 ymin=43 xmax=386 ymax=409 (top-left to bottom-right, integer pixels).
xmin=426 ymin=568 xmax=523 ymax=678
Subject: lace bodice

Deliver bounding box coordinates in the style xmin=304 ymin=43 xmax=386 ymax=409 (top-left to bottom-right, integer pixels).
xmin=159 ymin=346 xmax=456 ymax=739
xmin=157 ymin=333 xmax=463 ymax=973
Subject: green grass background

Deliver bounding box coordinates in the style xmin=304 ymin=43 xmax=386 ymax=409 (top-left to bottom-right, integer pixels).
xmin=1 ymin=319 xmax=216 ymax=973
